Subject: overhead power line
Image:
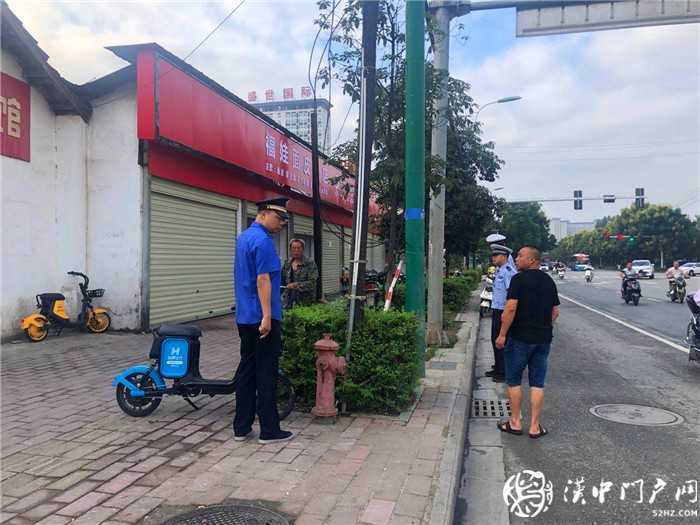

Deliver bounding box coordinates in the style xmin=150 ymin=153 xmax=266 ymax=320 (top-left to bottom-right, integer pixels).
xmin=503 ymin=151 xmax=700 ymax=162
xmin=184 ymin=0 xmax=247 ymax=61
xmin=497 ymin=138 xmax=700 ymax=151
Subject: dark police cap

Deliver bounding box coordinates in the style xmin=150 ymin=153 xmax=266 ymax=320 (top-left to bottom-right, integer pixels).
xmin=490 ymin=244 xmax=512 ymax=256
xmin=256 ymin=197 xmax=289 ymax=219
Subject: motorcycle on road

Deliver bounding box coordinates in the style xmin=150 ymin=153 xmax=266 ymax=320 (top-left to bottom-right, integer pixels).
xmin=685 ymin=295 xmax=700 ymax=363
xmin=479 ymin=273 xmax=494 ymax=318
xmin=557 ymin=268 xmax=566 ymax=280
xmin=585 ymin=268 xmax=594 ymax=283
xmin=621 ymin=274 xmax=642 ymax=306
xmin=667 ymin=275 xmax=687 ymax=303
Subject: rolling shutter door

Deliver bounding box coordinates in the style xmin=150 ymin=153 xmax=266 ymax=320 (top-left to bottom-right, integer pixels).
xmin=293 ymin=214 xmax=313 ymax=236
xmin=150 ymin=178 xmax=238 ymax=326
xmin=322 ymin=225 xmax=341 ymax=296
xmin=343 ymin=227 xmax=352 ymax=267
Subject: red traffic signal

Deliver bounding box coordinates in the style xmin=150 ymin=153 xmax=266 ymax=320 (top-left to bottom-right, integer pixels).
xmin=616 ymin=233 xmax=625 ymax=241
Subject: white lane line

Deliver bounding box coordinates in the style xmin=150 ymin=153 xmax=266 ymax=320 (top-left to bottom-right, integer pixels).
xmin=646 ymin=297 xmax=663 ymax=303
xmin=558 ymin=293 xmax=689 ymax=354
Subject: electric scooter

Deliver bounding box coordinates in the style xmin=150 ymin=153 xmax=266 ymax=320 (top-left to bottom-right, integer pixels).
xmin=685 ymin=295 xmax=700 ymax=363
xmin=20 ymin=271 xmax=111 ymax=342
xmin=113 ymin=324 xmax=296 ymax=419
xmin=479 ymin=273 xmax=494 ymax=318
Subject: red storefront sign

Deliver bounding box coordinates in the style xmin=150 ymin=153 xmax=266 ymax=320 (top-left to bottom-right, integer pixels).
xmin=137 ymin=52 xmax=355 ymax=212
xmin=0 ymin=73 xmax=30 ymax=162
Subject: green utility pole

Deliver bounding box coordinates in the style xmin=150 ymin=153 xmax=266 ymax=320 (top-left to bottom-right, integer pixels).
xmin=405 ymin=0 xmax=426 ymax=375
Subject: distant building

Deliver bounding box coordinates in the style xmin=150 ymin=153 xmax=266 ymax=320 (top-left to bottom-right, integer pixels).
xmin=549 ymin=218 xmax=595 ymax=242
xmin=251 ymin=93 xmax=332 ymax=155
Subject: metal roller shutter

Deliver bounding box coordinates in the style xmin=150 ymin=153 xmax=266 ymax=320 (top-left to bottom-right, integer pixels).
xmin=322 ymin=225 xmax=341 ymax=296
xmin=293 ymin=214 xmax=313 ymax=236
xmin=150 ymin=178 xmax=238 ymax=326
xmin=342 ymin=227 xmax=352 ymax=268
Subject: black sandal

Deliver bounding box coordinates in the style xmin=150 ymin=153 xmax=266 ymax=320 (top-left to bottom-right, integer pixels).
xmin=528 ymin=425 xmax=549 ymax=439
xmin=497 ymin=420 xmax=523 ymax=435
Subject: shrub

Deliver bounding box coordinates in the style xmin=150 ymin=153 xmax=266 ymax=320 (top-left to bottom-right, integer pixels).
xmin=281 ymin=302 xmax=420 ymax=414
xmin=443 ymin=277 xmax=475 ymax=312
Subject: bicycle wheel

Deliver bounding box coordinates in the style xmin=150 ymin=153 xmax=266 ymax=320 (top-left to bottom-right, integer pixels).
xmin=276 ymin=372 xmax=296 ymax=421
xmin=116 ymin=372 xmax=162 ymax=417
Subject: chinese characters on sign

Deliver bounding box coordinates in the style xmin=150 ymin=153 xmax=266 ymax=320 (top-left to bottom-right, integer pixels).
xmin=504 ymin=471 xmax=699 ymax=518
xmin=247 ymin=91 xmax=257 ymax=102
xmin=301 ymin=86 xmax=312 ymax=98
xmin=265 ymin=89 xmax=274 ymax=101
xmin=0 ymin=73 xmax=30 ymax=162
xmin=283 ymin=87 xmax=294 ymax=100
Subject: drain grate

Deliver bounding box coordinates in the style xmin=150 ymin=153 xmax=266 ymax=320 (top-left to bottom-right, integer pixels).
xmin=160 ymin=505 xmax=289 ymax=525
xmin=472 ymin=399 xmax=511 ymax=418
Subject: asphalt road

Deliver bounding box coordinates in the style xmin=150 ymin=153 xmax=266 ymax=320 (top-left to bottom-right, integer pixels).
xmin=498 ymin=270 xmax=700 ymax=524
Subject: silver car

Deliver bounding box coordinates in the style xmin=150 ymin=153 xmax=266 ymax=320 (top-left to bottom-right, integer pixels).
xmin=681 ymin=262 xmax=700 ymax=278
xmin=632 ymin=259 xmax=655 ymax=279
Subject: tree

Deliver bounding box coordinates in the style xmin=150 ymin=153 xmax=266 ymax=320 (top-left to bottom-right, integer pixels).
xmin=318 ymin=0 xmax=503 ymax=272
xmin=550 ymin=204 xmax=698 ymax=267
xmin=497 ymin=202 xmax=555 ymax=253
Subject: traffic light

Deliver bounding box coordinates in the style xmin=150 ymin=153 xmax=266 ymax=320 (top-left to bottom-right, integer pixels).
xmin=635 ymin=188 xmax=645 ymax=209
xmin=628 ymin=236 xmax=635 ymax=243
xmin=574 ymin=190 xmax=583 ymax=210
xmin=603 ymin=195 xmax=616 ymax=203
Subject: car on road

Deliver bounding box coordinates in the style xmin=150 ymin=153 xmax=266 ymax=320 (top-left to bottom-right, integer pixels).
xmin=680 ymin=262 xmax=700 ymax=277
xmin=539 ymin=263 xmax=549 ymax=271
xmin=632 ymin=259 xmax=655 ymax=279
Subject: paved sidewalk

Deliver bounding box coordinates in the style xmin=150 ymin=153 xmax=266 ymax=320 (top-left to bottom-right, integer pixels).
xmin=455 ymin=316 xmax=509 ymax=525
xmin=1 ymin=307 xmax=478 ymax=525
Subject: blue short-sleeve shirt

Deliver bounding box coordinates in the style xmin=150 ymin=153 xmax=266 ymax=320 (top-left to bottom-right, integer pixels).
xmin=234 ymin=222 xmax=282 ymax=324
xmin=492 ymin=257 xmax=517 ymax=311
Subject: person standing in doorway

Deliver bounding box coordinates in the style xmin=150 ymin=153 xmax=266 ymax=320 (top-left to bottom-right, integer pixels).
xmin=486 ymin=243 xmax=517 ymax=383
xmin=495 ymin=246 xmax=560 ymax=439
xmin=282 ymin=238 xmax=319 ymax=308
xmin=233 ymin=197 xmax=294 ymax=444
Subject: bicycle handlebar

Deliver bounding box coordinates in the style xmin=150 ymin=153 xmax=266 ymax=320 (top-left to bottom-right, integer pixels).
xmin=67 ymin=271 xmax=89 ymax=287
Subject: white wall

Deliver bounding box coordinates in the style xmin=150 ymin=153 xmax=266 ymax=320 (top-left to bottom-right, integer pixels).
xmin=86 ymin=87 xmax=144 ymax=330
xmin=1 ymin=50 xmax=88 ymax=339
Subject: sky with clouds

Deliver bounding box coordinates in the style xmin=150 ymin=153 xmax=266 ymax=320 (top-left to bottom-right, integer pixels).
xmin=8 ymin=0 xmax=699 ymax=223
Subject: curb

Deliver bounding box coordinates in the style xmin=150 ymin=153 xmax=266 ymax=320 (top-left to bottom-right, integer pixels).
xmin=429 ymin=291 xmax=481 ymax=525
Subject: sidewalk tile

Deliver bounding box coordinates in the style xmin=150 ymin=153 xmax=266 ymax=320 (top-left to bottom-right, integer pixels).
xmin=52 ymin=481 xmax=101 ymax=503
xmin=4 ymin=490 xmax=57 ymax=513
xmin=34 ymin=515 xmax=72 ymax=525
xmin=403 ymin=475 xmax=432 ymax=497
xmin=394 ymin=493 xmax=427 ymax=519
xmin=97 ymin=472 xmax=144 ymax=494
xmin=55 ymin=491 xmax=111 ymax=517
xmin=303 ymin=492 xmax=338 ymax=517
xmin=137 ymin=465 xmax=181 ymax=487
xmin=359 ymin=499 xmax=395 ymax=525
xmin=18 ymin=504 xmax=63 ymax=522
xmin=103 ymin=486 xmax=150 ymax=509
xmin=112 ymin=496 xmax=163 ymax=523
xmin=45 ymin=470 xmax=92 ymax=491
xmin=89 ymin=462 xmax=134 ymax=481
xmin=294 ymin=515 xmax=324 ymax=525
xmin=68 ymin=506 xmax=118 ymax=525
xmin=129 ymin=456 xmax=168 ymax=473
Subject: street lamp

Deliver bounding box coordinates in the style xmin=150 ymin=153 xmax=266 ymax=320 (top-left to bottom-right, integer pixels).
xmin=475 ymin=96 xmax=522 ymax=121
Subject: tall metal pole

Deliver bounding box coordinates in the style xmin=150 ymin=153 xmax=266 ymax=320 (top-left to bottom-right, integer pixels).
xmin=346 ymin=0 xmax=378 ymax=353
xmin=405 ymin=0 xmax=426 ymax=375
xmin=427 ymin=4 xmax=452 ymax=345
xmin=310 ymin=110 xmax=323 ymax=300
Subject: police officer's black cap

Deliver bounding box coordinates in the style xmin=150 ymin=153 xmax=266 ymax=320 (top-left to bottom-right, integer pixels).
xmin=256 ymin=197 xmax=289 ymax=219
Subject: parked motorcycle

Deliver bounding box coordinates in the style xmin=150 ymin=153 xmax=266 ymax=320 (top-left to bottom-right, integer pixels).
xmin=685 ymin=295 xmax=700 ymax=363
xmin=621 ymin=274 xmax=642 ymax=306
xmin=20 ymin=271 xmax=111 ymax=342
xmin=585 ymin=268 xmax=594 ymax=283
xmin=479 ymin=273 xmax=494 ymax=318
xmin=667 ymin=275 xmax=687 ymax=303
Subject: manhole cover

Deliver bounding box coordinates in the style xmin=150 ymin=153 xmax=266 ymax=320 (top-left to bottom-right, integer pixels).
xmin=472 ymin=399 xmax=511 ymax=418
xmin=160 ymin=505 xmax=289 ymax=525
xmin=589 ymin=404 xmax=683 ymax=427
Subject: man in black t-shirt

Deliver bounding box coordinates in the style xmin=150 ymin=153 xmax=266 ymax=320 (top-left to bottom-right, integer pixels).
xmin=495 ymin=246 xmax=560 ymax=439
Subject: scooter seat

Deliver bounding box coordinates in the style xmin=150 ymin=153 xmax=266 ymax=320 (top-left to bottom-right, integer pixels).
xmin=156 ymin=324 xmax=202 ymax=338
xmin=40 ymin=293 xmax=66 ymax=302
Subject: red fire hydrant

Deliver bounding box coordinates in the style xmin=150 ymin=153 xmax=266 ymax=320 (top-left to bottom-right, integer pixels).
xmin=311 ymin=334 xmax=347 ymax=419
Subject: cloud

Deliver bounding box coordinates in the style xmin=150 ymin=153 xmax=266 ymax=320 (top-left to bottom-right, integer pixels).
xmin=6 ymin=0 xmax=359 ymax=148
xmin=453 ymin=22 xmax=700 ymax=221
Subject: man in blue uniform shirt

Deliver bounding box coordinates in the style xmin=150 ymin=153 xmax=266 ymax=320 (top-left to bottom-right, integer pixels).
xmin=487 ymin=243 xmax=517 ymax=383
xmin=233 ymin=197 xmax=293 ymax=444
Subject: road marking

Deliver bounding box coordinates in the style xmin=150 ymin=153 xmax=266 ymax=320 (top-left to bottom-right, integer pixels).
xmin=558 ymin=293 xmax=689 ymax=354
xmin=646 ymin=297 xmax=663 ymax=303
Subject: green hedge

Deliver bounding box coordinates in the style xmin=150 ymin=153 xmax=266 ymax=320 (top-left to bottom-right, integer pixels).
xmin=389 ymin=274 xmax=479 ymax=312
xmin=281 ymin=301 xmax=420 ymax=414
